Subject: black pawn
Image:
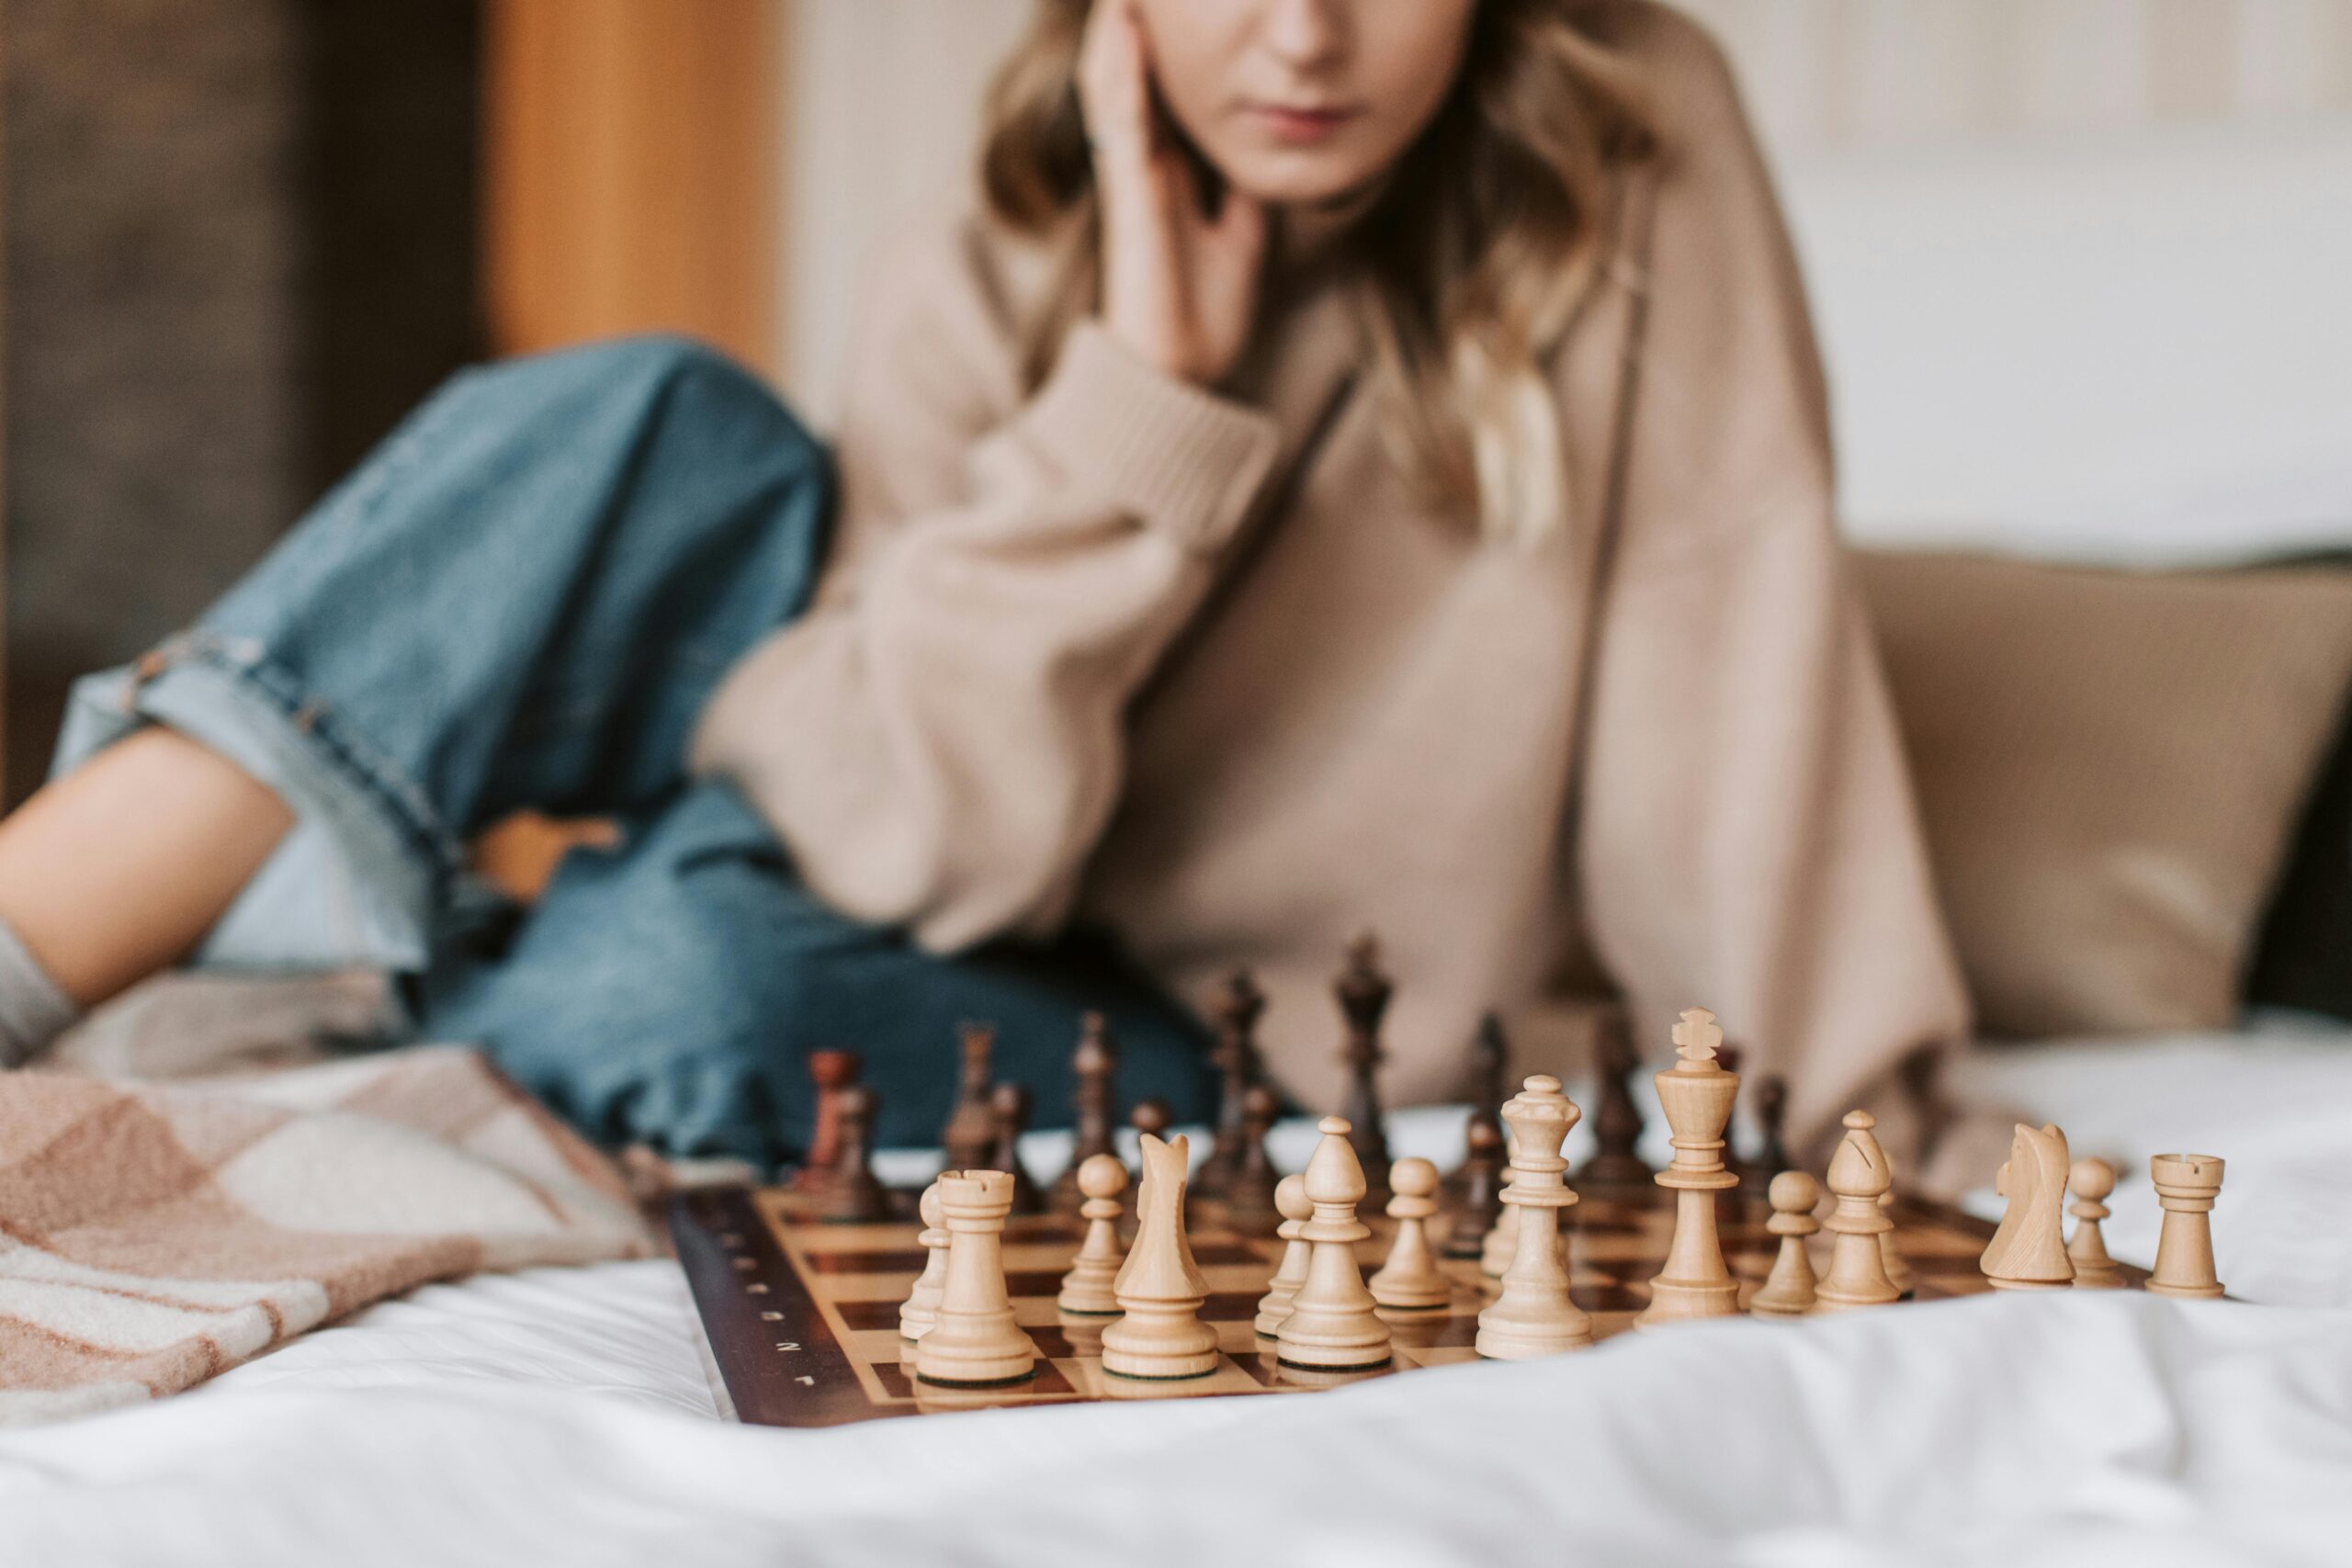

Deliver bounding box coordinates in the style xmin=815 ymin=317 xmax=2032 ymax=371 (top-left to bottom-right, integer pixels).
xmin=1127 ymin=1097 xmax=1172 ymax=1176
xmin=1050 ymin=1013 xmax=1119 ymax=1213
xmin=1443 ymin=1013 xmax=1510 ymax=1208
xmin=1197 ymin=971 xmax=1266 ymax=1201
xmin=1334 ymin=934 xmax=1393 ymax=1204
xmin=811 ymin=1085 xmax=891 ymax=1224
xmin=941 ymin=1022 xmax=998 ymax=1174
xmin=1224 ymin=1084 xmax=1283 ymax=1235
xmin=1753 ymin=1075 xmax=1793 ymax=1181
xmin=1584 ymin=1011 xmax=1650 ymax=1185
xmin=989 ymin=1081 xmax=1043 ymax=1215
xmin=792 ymin=1048 xmax=862 ymax=1196
xmin=1444 ymin=1115 xmax=1506 ymax=1258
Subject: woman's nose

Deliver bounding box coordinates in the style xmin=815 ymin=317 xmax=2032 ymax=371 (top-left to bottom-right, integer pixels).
xmin=1259 ymin=0 xmax=1349 ymax=71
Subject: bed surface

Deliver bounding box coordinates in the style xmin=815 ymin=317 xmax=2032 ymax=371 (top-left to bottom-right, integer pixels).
xmin=4 ymin=1020 xmax=2348 ymax=1566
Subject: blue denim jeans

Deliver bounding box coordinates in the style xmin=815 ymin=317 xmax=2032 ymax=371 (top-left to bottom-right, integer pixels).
xmin=52 ymin=336 xmax=1214 ymax=1167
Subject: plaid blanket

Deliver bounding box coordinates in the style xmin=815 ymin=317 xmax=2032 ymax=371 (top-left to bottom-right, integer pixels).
xmin=0 ymin=1043 xmax=654 ymax=1425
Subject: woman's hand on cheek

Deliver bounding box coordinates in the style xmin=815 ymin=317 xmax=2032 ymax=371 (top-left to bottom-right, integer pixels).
xmin=1078 ymin=0 xmax=1267 ymax=387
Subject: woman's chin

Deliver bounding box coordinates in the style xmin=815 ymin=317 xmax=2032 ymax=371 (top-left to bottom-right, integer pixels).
xmin=1213 ymin=150 xmax=1389 ymax=213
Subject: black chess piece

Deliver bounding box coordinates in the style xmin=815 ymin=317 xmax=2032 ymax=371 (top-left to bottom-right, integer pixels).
xmin=1443 ymin=1013 xmax=1510 ymax=1208
xmin=810 ymin=1084 xmax=892 ymax=1224
xmin=1195 ymin=971 xmax=1266 ymax=1201
xmin=1334 ymin=934 xmax=1393 ymax=1204
xmin=1584 ymin=1010 xmax=1650 ymax=1185
xmin=1444 ymin=1115 xmax=1507 ymax=1258
xmin=1126 ymin=1098 xmax=1172 ymax=1181
xmin=989 ymin=1081 xmax=1044 ymax=1215
xmin=1754 ymin=1074 xmax=1793 ymax=1180
xmin=940 ymin=1022 xmax=997 ymax=1174
xmin=1049 ymin=1013 xmax=1120 ymax=1213
xmin=1713 ymin=1041 xmax=1770 ymax=1212
xmin=793 ymin=1048 xmax=862 ymax=1194
xmin=1224 ymin=1084 xmax=1283 ymax=1235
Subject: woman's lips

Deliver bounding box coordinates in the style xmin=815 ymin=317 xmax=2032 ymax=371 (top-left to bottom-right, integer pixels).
xmin=1245 ymin=103 xmax=1362 ymax=145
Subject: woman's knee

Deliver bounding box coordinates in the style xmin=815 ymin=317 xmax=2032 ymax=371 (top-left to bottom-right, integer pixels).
xmin=511 ymin=333 xmax=823 ymax=467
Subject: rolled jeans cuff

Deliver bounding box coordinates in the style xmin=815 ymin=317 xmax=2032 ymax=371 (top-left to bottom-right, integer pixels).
xmin=52 ymin=631 xmax=452 ymax=976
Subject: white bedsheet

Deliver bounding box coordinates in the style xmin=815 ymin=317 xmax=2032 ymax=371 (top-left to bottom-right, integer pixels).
xmin=6 ymin=1023 xmax=2349 ymax=1567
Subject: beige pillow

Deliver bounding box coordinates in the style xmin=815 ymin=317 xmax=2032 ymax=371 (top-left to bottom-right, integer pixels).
xmin=1856 ymin=550 xmax=2352 ymax=1038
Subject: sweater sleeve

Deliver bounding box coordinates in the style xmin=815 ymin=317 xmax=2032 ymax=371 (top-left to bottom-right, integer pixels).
xmin=691 ymin=218 xmax=1284 ymax=952
xmin=1574 ymin=11 xmax=1972 ymax=1151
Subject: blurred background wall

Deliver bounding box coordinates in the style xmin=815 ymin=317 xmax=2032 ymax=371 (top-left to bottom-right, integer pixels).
xmin=3 ymin=0 xmax=481 ymax=802
xmin=6 ymin=0 xmax=2352 ymax=802
xmin=0 ymin=0 xmax=771 ymax=803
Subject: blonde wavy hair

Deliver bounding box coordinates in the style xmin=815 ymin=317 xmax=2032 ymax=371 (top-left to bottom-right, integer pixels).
xmin=978 ymin=0 xmax=1657 ymax=546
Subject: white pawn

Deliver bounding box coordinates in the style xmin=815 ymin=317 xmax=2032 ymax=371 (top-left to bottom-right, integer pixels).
xmin=1815 ymin=1111 xmax=1902 ymax=1311
xmin=1479 ymin=1193 xmax=1521 ymax=1278
xmin=913 ymin=1169 xmax=1037 ymax=1385
xmin=2066 ymin=1156 xmax=2124 ymax=1291
xmin=1057 ymin=1154 xmax=1128 ymax=1314
xmin=1369 ymin=1156 xmax=1450 ymax=1310
xmin=1275 ymin=1117 xmax=1393 ymax=1371
xmin=1253 ymin=1175 xmax=1313 ymax=1338
xmin=1102 ymin=1133 xmax=1218 ymax=1380
xmin=899 ymin=1179 xmax=950 ymax=1340
xmin=1748 ymin=1170 xmax=1820 ymax=1316
xmin=1476 ymin=1076 xmax=1591 ymax=1359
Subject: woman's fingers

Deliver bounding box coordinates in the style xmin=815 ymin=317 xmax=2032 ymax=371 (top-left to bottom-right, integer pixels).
xmin=1080 ymin=0 xmax=1264 ymax=384
xmin=1082 ymin=1 xmax=1166 ymax=264
xmin=1078 ymin=0 xmax=1151 ymax=173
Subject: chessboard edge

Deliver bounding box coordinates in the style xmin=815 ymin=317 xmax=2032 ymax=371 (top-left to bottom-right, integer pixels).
xmin=671 ymin=1185 xmax=903 ymax=1428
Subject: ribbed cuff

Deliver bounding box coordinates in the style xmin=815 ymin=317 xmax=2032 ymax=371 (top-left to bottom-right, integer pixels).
xmin=1019 ymin=321 xmax=1284 ymax=554
xmin=0 ymin=917 xmax=79 ymax=1068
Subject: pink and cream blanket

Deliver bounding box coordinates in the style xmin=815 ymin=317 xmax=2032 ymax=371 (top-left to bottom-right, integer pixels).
xmin=0 ymin=1043 xmax=653 ymax=1425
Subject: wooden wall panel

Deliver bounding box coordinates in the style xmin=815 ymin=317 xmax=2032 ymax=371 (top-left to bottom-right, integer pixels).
xmin=484 ymin=0 xmax=782 ymax=376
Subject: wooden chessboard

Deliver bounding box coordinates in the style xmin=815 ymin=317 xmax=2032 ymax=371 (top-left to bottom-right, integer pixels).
xmin=673 ymin=1177 xmax=2154 ymax=1427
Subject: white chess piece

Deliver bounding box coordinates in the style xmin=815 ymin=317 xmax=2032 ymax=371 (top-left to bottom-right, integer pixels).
xmin=1981 ymin=1122 xmax=2075 ymax=1291
xmin=1057 ymin=1154 xmax=1129 ymax=1314
xmin=1816 ymin=1111 xmax=1902 ymax=1310
xmin=1253 ymin=1175 xmax=1314 ymax=1337
xmin=1636 ymin=1008 xmax=1742 ymax=1326
xmin=1479 ymin=1192 xmax=1521 ymax=1278
xmin=1877 ymin=1176 xmax=1916 ymax=1298
xmin=1476 ymin=1076 xmax=1591 ymax=1359
xmin=1102 ymin=1134 xmax=1218 ymax=1379
xmin=2146 ymin=1153 xmax=2226 ymax=1299
xmin=2066 ymin=1156 xmax=2124 ymax=1290
xmin=1275 ymin=1118 xmax=1392 ymax=1371
xmin=899 ymin=1179 xmax=950 ymax=1339
xmin=1749 ymin=1170 xmax=1820 ymax=1317
xmin=1369 ymin=1156 xmax=1450 ymax=1310
xmin=913 ymin=1169 xmax=1037 ymax=1384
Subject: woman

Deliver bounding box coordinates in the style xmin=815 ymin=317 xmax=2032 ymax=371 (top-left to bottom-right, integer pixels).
xmin=0 ymin=0 xmax=1967 ymax=1168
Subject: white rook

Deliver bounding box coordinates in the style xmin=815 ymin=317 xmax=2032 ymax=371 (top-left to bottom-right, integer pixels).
xmin=2146 ymin=1153 xmax=2226 ymax=1299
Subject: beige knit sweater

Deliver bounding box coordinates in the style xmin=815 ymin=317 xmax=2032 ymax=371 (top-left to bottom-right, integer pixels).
xmin=693 ymin=1 xmax=1970 ymax=1147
